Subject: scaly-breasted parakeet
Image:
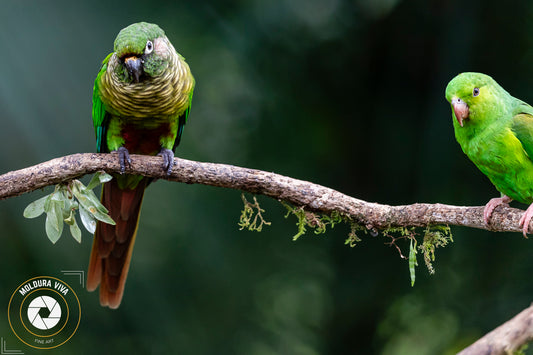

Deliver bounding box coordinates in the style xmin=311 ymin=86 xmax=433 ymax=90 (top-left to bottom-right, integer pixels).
xmin=88 ymin=22 xmax=195 ymax=308
xmin=445 ymin=72 xmax=533 ymax=236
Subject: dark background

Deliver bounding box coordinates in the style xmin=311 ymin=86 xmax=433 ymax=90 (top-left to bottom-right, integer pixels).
xmin=1 ymin=0 xmax=533 ymax=354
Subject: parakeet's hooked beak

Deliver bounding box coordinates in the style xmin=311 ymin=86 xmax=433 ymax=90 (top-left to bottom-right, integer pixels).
xmin=451 ymin=98 xmax=469 ymax=127
xmin=124 ymin=56 xmax=143 ymax=83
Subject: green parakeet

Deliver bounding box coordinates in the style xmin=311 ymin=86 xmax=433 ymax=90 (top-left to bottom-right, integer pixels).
xmin=445 ymin=72 xmax=533 ymax=236
xmin=87 ymin=22 xmax=195 ymax=308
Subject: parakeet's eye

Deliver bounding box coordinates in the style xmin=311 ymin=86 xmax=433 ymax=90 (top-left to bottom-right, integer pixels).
xmin=145 ymin=40 xmax=154 ymax=54
xmin=473 ymin=87 xmax=480 ymax=97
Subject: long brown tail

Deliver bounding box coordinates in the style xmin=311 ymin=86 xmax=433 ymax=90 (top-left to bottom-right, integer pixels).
xmin=87 ymin=177 xmax=147 ymax=309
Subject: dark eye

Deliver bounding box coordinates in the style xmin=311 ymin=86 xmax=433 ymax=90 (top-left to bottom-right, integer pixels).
xmin=145 ymin=40 xmax=153 ymax=54
xmin=473 ymin=87 xmax=480 ymax=97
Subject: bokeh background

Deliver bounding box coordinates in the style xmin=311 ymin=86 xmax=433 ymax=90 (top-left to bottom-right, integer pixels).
xmin=1 ymin=0 xmax=533 ymax=354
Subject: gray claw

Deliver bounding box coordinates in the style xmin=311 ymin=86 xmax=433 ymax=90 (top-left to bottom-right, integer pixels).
xmin=117 ymin=147 xmax=131 ymax=174
xmin=158 ymin=148 xmax=175 ymax=175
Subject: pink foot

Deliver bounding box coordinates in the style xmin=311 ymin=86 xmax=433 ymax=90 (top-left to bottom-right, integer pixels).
xmin=519 ymin=204 xmax=533 ymax=237
xmin=483 ymin=195 xmax=512 ymax=226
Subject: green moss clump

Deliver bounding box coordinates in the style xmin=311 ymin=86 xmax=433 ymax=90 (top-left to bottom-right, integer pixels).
xmin=420 ymin=225 xmax=453 ymax=275
xmin=238 ymin=194 xmax=271 ymax=232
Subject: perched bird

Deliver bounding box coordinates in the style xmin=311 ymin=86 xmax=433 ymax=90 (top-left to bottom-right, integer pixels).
xmin=445 ymin=72 xmax=533 ymax=236
xmin=88 ymin=22 xmax=195 ymax=308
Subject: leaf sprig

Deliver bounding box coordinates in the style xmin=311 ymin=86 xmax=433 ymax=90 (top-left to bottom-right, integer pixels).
xmin=23 ymin=172 xmax=115 ymax=244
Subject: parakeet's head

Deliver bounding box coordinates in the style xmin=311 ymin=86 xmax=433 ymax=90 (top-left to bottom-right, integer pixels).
xmin=112 ymin=22 xmax=172 ymax=83
xmin=445 ymin=72 xmax=511 ymax=128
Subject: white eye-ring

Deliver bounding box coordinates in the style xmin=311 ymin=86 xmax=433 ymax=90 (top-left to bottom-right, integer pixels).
xmin=145 ymin=40 xmax=154 ymax=54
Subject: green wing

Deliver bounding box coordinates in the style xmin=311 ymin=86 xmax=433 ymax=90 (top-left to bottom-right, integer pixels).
xmin=511 ymin=101 xmax=533 ymax=159
xmin=92 ymin=53 xmax=113 ymax=153
xmin=172 ymin=85 xmax=194 ymax=150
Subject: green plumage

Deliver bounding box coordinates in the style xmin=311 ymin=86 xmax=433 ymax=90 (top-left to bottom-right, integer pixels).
xmin=88 ymin=22 xmax=195 ymax=308
xmin=93 ymin=22 xmax=194 ymax=157
xmin=113 ymin=23 xmax=165 ymax=58
xmin=446 ymin=72 xmax=533 ymax=203
xmin=446 ymin=72 xmax=533 ymax=236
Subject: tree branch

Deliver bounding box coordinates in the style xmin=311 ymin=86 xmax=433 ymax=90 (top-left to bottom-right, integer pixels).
xmin=0 ymin=152 xmax=529 ymax=234
xmin=458 ymin=303 xmax=533 ymax=355
xmin=1 ymin=153 xmax=533 ymax=352
xmin=0 ymin=153 xmax=523 ymax=232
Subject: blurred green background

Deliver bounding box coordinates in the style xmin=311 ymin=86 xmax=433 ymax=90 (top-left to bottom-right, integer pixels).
xmin=1 ymin=0 xmax=533 ymax=354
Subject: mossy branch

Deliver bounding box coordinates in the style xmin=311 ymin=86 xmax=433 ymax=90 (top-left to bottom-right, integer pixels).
xmin=0 ymin=153 xmax=531 ymax=235
xmin=1 ymin=152 xmax=533 ymax=352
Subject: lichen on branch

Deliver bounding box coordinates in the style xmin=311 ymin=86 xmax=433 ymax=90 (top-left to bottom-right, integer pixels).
xmin=238 ymin=193 xmax=271 ymax=232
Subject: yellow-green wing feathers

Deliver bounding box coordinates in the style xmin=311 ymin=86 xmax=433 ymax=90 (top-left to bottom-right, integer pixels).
xmin=512 ymin=107 xmax=533 ymax=161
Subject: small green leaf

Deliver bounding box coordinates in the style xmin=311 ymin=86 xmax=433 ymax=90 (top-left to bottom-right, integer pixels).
xmin=64 ymin=209 xmax=76 ymax=226
xmin=69 ymin=220 xmax=82 ymax=243
xmin=63 ymin=199 xmax=79 ymax=216
xmin=88 ymin=207 xmax=116 ymax=225
xmin=75 ymin=183 xmax=114 ymax=224
xmin=86 ymin=171 xmax=112 ymax=190
xmin=70 ymin=181 xmax=84 ymax=202
xmin=86 ymin=173 xmax=101 ymax=190
xmin=98 ymin=172 xmax=113 ymax=183
xmin=79 ymin=205 xmax=97 ymax=234
xmin=45 ymin=201 xmax=64 ymax=244
xmin=23 ymin=194 xmax=48 ymax=218
xmin=51 ymin=189 xmax=71 ymax=221
xmin=59 ymin=186 xmax=76 ymax=210
xmin=45 ymin=214 xmax=61 ymax=243
xmin=51 ymin=200 xmax=64 ymax=230
xmin=73 ymin=181 xmax=109 ymax=215
xmin=43 ymin=193 xmax=53 ymax=213
xmin=409 ymin=238 xmax=418 ymax=287
xmin=82 ymin=188 xmax=109 ymax=214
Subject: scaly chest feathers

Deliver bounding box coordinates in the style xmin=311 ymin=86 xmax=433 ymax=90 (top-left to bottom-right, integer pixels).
xmin=99 ymin=50 xmax=193 ymax=119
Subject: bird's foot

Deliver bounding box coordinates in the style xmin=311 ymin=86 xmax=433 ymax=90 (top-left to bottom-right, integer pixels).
xmin=157 ymin=148 xmax=175 ymax=175
xmin=483 ymin=195 xmax=512 ymax=226
xmin=115 ymin=147 xmax=131 ymax=174
xmin=519 ymin=204 xmax=533 ymax=238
